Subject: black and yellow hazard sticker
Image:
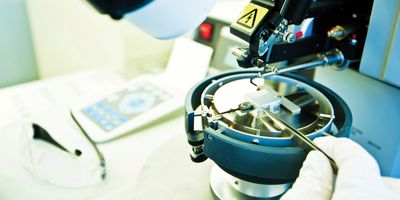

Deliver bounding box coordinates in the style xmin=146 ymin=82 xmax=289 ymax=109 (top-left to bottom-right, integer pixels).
xmin=232 ymin=3 xmax=269 ymax=34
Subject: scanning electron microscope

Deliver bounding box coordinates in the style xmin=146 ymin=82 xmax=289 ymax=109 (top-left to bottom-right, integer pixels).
xmin=87 ymin=0 xmax=399 ymax=199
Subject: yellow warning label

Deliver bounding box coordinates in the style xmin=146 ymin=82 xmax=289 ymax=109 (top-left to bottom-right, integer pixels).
xmin=233 ymin=3 xmax=269 ymax=34
xmin=237 ymin=9 xmax=258 ymax=29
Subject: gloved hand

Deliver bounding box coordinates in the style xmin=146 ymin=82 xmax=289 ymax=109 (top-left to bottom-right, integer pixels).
xmin=281 ymin=136 xmax=400 ymax=200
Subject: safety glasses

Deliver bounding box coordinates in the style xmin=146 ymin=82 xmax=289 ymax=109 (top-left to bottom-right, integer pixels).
xmin=19 ymin=112 xmax=106 ymax=188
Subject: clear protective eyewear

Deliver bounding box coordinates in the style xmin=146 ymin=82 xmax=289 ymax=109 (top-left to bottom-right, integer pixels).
xmin=20 ymin=112 xmax=106 ymax=188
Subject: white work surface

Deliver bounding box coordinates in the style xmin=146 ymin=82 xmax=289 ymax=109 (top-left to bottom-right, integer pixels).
xmin=0 ymin=69 xmax=214 ymax=200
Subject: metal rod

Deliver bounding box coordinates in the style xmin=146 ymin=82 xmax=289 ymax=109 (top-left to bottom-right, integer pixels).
xmin=260 ymin=49 xmax=346 ymax=78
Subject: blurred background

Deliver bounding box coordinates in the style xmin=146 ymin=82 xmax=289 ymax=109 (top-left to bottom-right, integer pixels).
xmin=0 ymin=0 xmax=176 ymax=88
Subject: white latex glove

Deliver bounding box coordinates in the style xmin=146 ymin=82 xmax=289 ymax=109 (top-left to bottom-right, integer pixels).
xmin=281 ymin=136 xmax=400 ymax=200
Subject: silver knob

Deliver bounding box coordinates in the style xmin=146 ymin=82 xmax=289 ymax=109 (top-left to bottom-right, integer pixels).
xmin=284 ymin=32 xmax=296 ymax=44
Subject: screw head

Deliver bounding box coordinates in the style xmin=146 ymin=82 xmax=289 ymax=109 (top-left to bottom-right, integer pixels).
xmin=252 ymin=139 xmax=259 ymax=144
xmin=285 ymin=32 xmax=296 ymax=43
